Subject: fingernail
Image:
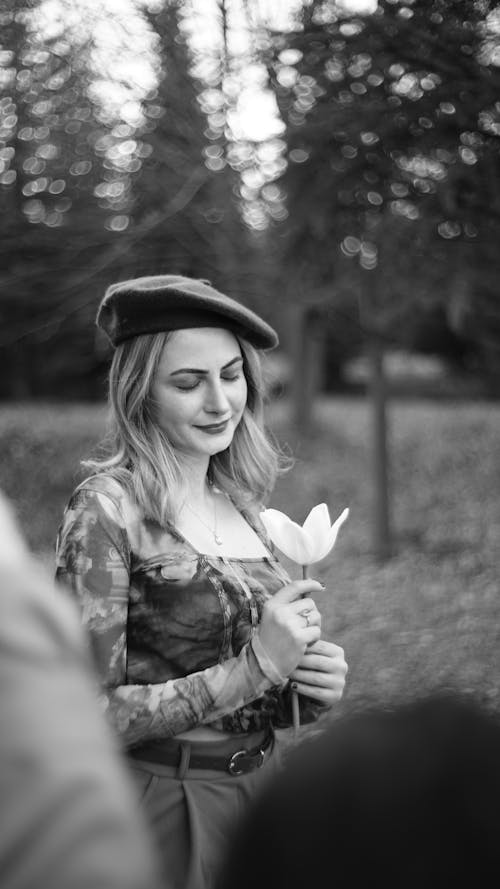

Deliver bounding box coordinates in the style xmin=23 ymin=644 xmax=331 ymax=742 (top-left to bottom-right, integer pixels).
xmin=291 ymin=682 xmax=298 ymax=691
xmin=319 ymin=582 xmax=326 ymax=589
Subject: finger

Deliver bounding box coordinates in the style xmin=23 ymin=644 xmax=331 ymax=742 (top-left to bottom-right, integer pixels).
xmin=299 ymin=646 xmax=347 ymax=667
xmin=290 ymin=669 xmax=345 ymax=696
xmin=289 ymin=597 xmax=317 ymax=616
xmin=290 ymin=666 xmax=346 ymax=686
xmin=272 ymin=579 xmax=325 ymax=605
xmin=295 ymin=609 xmax=321 ymax=631
xmin=290 ymin=680 xmax=345 ymax=704
xmin=305 ymin=640 xmax=345 ymax=658
xmin=294 ymin=653 xmax=339 ymax=673
xmin=299 ymin=626 xmax=321 ymax=647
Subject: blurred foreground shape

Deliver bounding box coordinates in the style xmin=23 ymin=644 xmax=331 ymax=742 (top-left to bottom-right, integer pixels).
xmin=217 ymin=692 xmax=500 ymax=889
xmin=0 ymin=491 xmax=162 ymax=889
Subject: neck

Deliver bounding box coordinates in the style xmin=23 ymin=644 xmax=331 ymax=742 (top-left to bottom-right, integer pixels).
xmin=177 ymin=454 xmax=211 ymax=507
xmin=177 ymin=455 xmax=223 ymax=545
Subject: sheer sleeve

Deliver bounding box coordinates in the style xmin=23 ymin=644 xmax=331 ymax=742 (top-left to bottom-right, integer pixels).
xmin=55 ymin=486 xmax=286 ymax=749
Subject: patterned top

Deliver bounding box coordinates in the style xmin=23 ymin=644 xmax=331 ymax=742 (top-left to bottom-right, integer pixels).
xmin=55 ymin=474 xmax=326 ymax=749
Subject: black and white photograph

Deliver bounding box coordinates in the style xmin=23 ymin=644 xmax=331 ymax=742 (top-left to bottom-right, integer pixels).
xmin=1 ymin=1 xmax=500 ymax=887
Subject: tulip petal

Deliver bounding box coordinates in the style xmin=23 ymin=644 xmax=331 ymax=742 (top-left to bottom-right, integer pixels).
xmin=302 ymin=503 xmax=331 ymax=542
xmin=323 ymin=507 xmax=350 ymax=557
xmin=283 ymin=525 xmax=317 ymax=564
xmin=261 ymin=505 xmax=349 ymax=566
xmin=305 ymin=506 xmax=350 ymax=563
xmin=260 ymin=509 xmax=315 ymax=563
xmin=259 ymin=508 xmax=298 ymax=559
xmin=259 ymin=508 xmax=288 ymax=543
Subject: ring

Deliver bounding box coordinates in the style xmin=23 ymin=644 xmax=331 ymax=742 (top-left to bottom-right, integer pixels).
xmin=301 ymin=609 xmax=311 ymax=628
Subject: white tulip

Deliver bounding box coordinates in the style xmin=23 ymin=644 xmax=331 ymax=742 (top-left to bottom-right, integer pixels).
xmin=260 ymin=503 xmax=349 ymax=566
xmin=260 ymin=502 xmax=349 ymax=737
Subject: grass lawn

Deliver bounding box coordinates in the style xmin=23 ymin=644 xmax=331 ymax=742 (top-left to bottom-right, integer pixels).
xmin=1 ymin=396 xmax=499 ymax=735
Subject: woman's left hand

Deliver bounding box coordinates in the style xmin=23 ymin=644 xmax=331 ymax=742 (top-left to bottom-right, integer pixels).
xmin=289 ymin=640 xmax=348 ymax=706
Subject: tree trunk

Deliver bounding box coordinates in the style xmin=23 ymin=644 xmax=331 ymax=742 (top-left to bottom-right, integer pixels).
xmin=289 ymin=305 xmax=324 ymax=433
xmin=367 ymin=339 xmax=392 ymax=561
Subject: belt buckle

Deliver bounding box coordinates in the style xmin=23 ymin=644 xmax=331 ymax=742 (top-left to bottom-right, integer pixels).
xmin=227 ymin=747 xmax=265 ymax=776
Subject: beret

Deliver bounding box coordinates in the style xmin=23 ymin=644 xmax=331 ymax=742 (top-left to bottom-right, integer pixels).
xmin=96 ymin=274 xmax=279 ymax=350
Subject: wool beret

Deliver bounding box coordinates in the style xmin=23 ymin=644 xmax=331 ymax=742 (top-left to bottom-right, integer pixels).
xmin=96 ymin=274 xmax=279 ymax=350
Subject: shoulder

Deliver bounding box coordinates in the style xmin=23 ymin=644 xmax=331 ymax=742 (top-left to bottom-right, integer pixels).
xmin=72 ymin=472 xmax=126 ymax=506
xmin=64 ymin=473 xmax=139 ymax=533
xmin=57 ymin=474 xmax=137 ymax=566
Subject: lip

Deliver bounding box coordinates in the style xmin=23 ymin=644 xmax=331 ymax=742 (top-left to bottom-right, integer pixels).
xmin=194 ymin=420 xmax=231 ymax=434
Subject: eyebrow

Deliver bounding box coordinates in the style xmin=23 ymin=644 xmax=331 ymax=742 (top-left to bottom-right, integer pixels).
xmin=169 ymin=356 xmax=243 ymax=376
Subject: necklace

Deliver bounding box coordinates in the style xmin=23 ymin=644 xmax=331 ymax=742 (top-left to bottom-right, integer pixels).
xmin=185 ymin=491 xmax=223 ymax=546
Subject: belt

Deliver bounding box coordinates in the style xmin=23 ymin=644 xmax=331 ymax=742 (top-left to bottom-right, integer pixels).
xmin=129 ymin=731 xmax=273 ymax=777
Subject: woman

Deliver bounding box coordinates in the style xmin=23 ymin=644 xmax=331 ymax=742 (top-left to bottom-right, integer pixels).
xmin=55 ymin=274 xmax=348 ymax=889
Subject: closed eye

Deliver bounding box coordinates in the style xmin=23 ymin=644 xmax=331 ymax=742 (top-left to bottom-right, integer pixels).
xmin=174 ymin=376 xmax=201 ymax=390
xmin=174 ymin=371 xmax=243 ymax=390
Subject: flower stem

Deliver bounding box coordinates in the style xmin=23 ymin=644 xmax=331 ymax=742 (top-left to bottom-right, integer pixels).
xmin=292 ymin=564 xmax=309 ymax=740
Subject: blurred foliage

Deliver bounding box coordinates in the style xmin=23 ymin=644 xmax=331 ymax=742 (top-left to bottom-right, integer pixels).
xmin=1 ymin=397 xmax=499 ymax=719
xmin=270 ymin=395 xmax=500 ymax=730
xmin=263 ymin=0 xmax=500 ymax=385
xmin=1 ymin=0 xmax=500 ymax=398
xmin=1 ymin=0 xmax=116 ymax=396
xmin=0 ymin=402 xmax=107 ymax=552
xmin=0 ymin=0 xmax=274 ymax=399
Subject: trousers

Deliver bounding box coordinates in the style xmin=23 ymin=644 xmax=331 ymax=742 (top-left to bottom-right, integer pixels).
xmin=127 ymin=732 xmax=284 ymax=889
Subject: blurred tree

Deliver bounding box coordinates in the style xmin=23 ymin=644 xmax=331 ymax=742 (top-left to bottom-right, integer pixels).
xmin=0 ymin=0 xmax=272 ymax=395
xmin=0 ymin=0 xmax=129 ymax=397
xmin=0 ymin=0 xmax=77 ymax=396
xmin=261 ymin=0 xmax=500 ymax=558
xmin=123 ymin=0 xmax=254 ymax=299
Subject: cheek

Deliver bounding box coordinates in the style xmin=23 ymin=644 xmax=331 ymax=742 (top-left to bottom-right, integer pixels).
xmin=153 ymin=388 xmax=192 ymax=431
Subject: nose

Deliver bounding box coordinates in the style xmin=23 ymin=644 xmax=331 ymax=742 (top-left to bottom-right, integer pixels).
xmin=204 ymin=378 xmax=230 ymax=414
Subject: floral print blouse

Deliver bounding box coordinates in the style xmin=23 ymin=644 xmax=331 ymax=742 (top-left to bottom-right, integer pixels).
xmin=55 ymin=474 xmax=326 ymax=750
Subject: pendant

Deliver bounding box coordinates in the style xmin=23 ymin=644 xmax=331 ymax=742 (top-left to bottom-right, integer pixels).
xmin=214 ymin=534 xmax=223 ymax=546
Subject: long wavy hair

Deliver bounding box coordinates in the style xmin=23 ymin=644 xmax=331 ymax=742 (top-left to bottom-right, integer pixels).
xmin=83 ymin=331 xmax=290 ymax=524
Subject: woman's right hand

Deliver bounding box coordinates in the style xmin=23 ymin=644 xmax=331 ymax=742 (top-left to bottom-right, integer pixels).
xmin=256 ymin=580 xmax=323 ymax=678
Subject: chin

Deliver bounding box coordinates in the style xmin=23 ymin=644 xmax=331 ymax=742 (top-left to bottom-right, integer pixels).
xmin=207 ymin=432 xmax=236 ymax=455
xmin=209 ymin=436 xmax=234 ymax=454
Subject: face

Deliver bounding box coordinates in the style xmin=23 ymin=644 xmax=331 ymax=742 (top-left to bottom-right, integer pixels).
xmin=150 ymin=327 xmax=248 ymax=461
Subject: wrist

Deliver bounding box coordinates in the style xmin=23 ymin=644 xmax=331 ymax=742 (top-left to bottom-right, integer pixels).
xmin=250 ymin=633 xmax=287 ymax=686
